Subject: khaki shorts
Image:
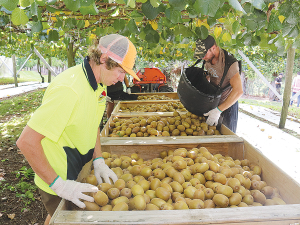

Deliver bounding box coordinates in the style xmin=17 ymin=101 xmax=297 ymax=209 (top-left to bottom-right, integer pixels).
xmin=39 ymin=188 xmax=62 ymax=216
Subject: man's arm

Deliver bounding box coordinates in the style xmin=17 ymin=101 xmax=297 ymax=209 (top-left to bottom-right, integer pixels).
xmin=218 ymin=72 xmax=243 ymax=112
xmin=16 ymin=125 xmax=58 ymax=185
xmin=93 ymin=127 xmax=102 ymax=159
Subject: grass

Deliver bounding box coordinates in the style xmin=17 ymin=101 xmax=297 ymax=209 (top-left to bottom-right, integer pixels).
xmin=239 ymin=97 xmax=300 ymax=120
xmin=0 ymin=71 xmax=53 ymax=85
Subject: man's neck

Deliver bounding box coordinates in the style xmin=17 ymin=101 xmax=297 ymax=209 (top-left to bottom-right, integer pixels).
xmin=211 ymin=46 xmax=219 ymax=65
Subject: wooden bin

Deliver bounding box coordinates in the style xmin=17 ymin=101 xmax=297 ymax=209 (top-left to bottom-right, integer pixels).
xmin=111 ymin=100 xmax=187 ymax=116
xmin=133 ymin=92 xmax=179 ymax=100
xmin=50 ymin=128 xmax=300 ymax=224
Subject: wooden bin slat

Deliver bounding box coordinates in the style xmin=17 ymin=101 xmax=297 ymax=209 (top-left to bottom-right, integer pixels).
xmin=51 ymin=202 xmax=300 ymax=224
xmin=133 ymin=92 xmax=179 ymax=100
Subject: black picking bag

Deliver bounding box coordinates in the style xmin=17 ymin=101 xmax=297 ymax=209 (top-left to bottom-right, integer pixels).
xmin=177 ymin=59 xmax=232 ymax=116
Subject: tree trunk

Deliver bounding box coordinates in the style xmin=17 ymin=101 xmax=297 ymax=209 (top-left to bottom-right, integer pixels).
xmin=67 ymin=42 xmax=78 ymax=68
xmin=279 ymin=46 xmax=295 ymax=128
xmin=12 ymin=55 xmax=18 ymax=87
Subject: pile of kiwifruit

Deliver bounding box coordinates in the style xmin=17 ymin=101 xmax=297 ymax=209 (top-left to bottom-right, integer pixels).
xmin=108 ymin=111 xmax=220 ymax=137
xmin=82 ymin=147 xmax=286 ymax=211
xmin=137 ymin=95 xmax=172 ymax=100
xmin=119 ymin=102 xmax=187 ymax=113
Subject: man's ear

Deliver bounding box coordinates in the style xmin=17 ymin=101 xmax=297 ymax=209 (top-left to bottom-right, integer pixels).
xmin=100 ymin=53 xmax=108 ymax=64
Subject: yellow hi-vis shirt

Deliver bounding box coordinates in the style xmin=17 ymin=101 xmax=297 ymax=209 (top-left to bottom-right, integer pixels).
xmin=28 ymin=57 xmax=107 ymax=195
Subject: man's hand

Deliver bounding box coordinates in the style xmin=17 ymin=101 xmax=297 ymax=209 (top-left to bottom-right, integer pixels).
xmin=50 ymin=176 xmax=98 ymax=208
xmin=126 ymin=88 xmax=131 ymax=94
xmin=93 ymin=157 xmax=118 ymax=184
xmin=203 ymin=107 xmax=222 ymax=126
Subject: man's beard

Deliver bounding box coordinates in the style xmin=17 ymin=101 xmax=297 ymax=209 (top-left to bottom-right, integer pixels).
xmin=206 ymin=53 xmax=215 ymax=64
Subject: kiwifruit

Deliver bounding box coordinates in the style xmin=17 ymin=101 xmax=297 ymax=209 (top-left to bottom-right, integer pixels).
xmin=264 ymin=199 xmax=276 ymax=206
xmin=101 ymin=205 xmax=112 ymax=211
xmin=161 ymin=182 xmax=173 ymax=193
xmin=204 ymin=170 xmax=215 ymax=181
xmin=229 ymin=193 xmax=242 ymax=206
xmin=227 ymin=178 xmax=241 ymax=192
xmin=86 ymin=174 xmax=98 ymax=186
xmin=150 ymin=198 xmax=167 ymax=208
xmin=121 ymin=173 xmax=133 ymax=183
xmin=130 ymin=165 xmax=142 ymax=176
xmin=131 ymin=184 xmax=144 ymax=196
xmin=272 ymin=197 xmax=286 ymax=205
xmin=126 ymin=180 xmax=137 ymax=189
xmin=98 ymin=183 xmax=112 ymax=193
xmin=170 ymin=181 xmax=183 ymax=193
xmin=182 ymin=182 xmax=192 ymax=189
xmin=146 ymin=203 xmax=160 ymax=210
xmin=188 ymin=199 xmax=204 ymax=209
xmin=153 ymin=168 xmax=166 ymax=180
xmin=252 ymin=165 xmax=262 ymax=175
xmin=133 ymin=195 xmax=146 ymax=210
xmin=194 ymin=163 xmax=209 ymax=173
xmin=161 ymin=177 xmax=173 ymax=184
xmin=138 ymin=179 xmax=150 ymax=192
xmin=143 ymin=193 xmax=151 ymax=204
xmin=213 ymin=194 xmax=229 ymax=208
xmin=107 ymin=188 xmax=120 ymax=199
xmin=120 ymin=188 xmax=132 ymax=198
xmin=238 ymin=202 xmax=249 ymax=207
xmin=114 ymin=179 xmax=126 ymax=190
xmin=93 ymin=190 xmax=109 ymax=206
xmin=261 ymin=186 xmax=274 ymax=198
xmin=173 ymin=201 xmax=189 ymax=210
xmin=160 ymin=203 xmax=174 ymax=210
xmin=209 ymin=161 xmax=220 ymax=173
xmin=145 ymin=190 xmax=156 ymax=200
xmin=140 ymin=167 xmax=152 ymax=179
xmin=111 ymin=196 xmax=129 ymax=207
xmin=252 ymin=202 xmax=263 ymax=206
xmin=195 ymin=184 xmax=206 ymax=191
xmin=150 ymin=178 xmax=161 ymax=190
xmin=211 ymin=182 xmax=222 ymax=192
xmin=173 ymin=172 xmax=185 ymax=184
xmin=189 ymin=178 xmax=200 ymax=187
xmin=213 ymin=173 xmax=227 ymax=185
xmin=215 ymin=185 xmax=233 ymax=198
xmin=193 ymin=189 xmax=205 ymax=201
xmin=183 ymin=186 xmax=197 ymax=199
xmin=173 ymin=160 xmax=187 ymax=170
xmin=251 ymin=190 xmax=266 ymax=205
xmin=193 ymin=173 xmax=206 ymax=184
xmin=204 ymin=199 xmax=215 ymax=208
xmin=84 ymin=201 xmax=100 ymax=211
xmin=112 ymin=202 xmax=128 ymax=211
xmin=203 ymin=188 xmax=214 ymax=199
xmin=155 ymin=187 xmax=171 ymax=201
xmin=251 ymin=174 xmax=261 ymax=181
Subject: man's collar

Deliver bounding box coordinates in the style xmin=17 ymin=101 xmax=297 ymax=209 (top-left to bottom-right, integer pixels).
xmin=83 ymin=56 xmax=98 ymax=91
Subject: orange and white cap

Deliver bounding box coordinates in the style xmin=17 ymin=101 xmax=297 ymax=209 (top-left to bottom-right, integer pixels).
xmin=98 ymin=34 xmax=140 ymax=81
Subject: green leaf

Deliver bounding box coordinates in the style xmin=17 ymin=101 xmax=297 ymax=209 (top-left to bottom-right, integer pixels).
xmin=195 ymin=26 xmax=208 ymax=40
xmin=127 ymin=19 xmax=139 ymax=34
xmin=30 ymin=1 xmax=38 ymax=16
xmin=282 ymin=24 xmax=299 ymax=38
xmin=11 ymin=8 xmax=29 ymax=25
xmin=228 ymin=0 xmax=246 ymax=14
xmin=169 ymin=0 xmax=186 ymax=11
xmin=0 ymin=0 xmax=18 ymax=11
xmin=0 ymin=15 xmax=9 ymax=26
xmin=54 ymin=17 xmax=63 ymax=28
xmin=80 ymin=0 xmax=94 ymax=6
xmin=232 ymin=20 xmax=240 ymax=34
xmin=77 ymin=19 xmax=85 ymax=29
xmin=141 ymin=0 xmax=161 ymax=20
xmin=150 ymin=0 xmax=161 ymax=8
xmin=126 ymin=0 xmax=135 ymax=8
xmin=20 ymin=0 xmax=31 ymax=7
xmin=46 ymin=5 xmax=57 ymax=13
xmin=136 ymin=0 xmax=147 ymax=2
xmin=64 ymin=0 xmax=80 ymax=12
xmin=48 ymin=29 xmax=59 ymax=42
xmin=113 ymin=19 xmax=126 ymax=31
xmin=174 ymin=24 xmax=187 ymax=36
xmin=145 ymin=30 xmax=159 ymax=44
xmin=79 ymin=3 xmax=98 ymax=15
xmin=266 ymin=14 xmax=282 ymax=33
xmin=31 ymin=21 xmax=42 ymax=32
xmin=193 ymin=0 xmax=223 ymax=17
xmin=165 ymin=8 xmax=182 ymax=24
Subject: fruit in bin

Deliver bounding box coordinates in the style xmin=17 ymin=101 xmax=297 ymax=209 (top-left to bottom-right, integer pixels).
xmin=93 ymin=191 xmax=109 ymax=206
xmin=84 ymin=201 xmax=101 ymax=211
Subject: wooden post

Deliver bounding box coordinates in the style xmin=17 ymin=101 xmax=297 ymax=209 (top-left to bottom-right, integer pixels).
xmin=12 ymin=55 xmax=18 ymax=87
xmin=48 ymin=57 xmax=52 ymax=83
xmin=279 ymin=46 xmax=295 ymax=128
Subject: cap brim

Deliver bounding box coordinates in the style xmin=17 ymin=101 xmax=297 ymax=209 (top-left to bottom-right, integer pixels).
xmin=120 ymin=65 xmax=140 ymax=81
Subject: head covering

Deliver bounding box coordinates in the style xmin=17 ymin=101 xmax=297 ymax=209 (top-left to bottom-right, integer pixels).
xmin=98 ymin=34 xmax=140 ymax=81
xmin=194 ymin=35 xmax=216 ymax=59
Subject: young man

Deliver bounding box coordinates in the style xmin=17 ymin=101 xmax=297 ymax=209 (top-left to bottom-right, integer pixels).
xmin=194 ymin=35 xmax=243 ymax=133
xmin=275 ymin=73 xmax=283 ymax=95
xmin=16 ymin=34 xmax=139 ymax=225
xmin=291 ymin=72 xmax=300 ymax=107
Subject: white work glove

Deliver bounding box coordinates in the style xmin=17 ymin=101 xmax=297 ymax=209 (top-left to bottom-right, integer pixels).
xmin=126 ymin=88 xmax=131 ymax=94
xmin=50 ymin=176 xmax=98 ymax=208
xmin=93 ymin=157 xmax=118 ymax=184
xmin=203 ymin=107 xmax=222 ymax=126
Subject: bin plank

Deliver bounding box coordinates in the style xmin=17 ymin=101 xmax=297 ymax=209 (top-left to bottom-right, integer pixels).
xmin=51 ymin=205 xmax=300 ymax=225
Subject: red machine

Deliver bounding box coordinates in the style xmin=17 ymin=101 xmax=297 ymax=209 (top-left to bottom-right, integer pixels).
xmin=131 ymin=68 xmax=173 ymax=93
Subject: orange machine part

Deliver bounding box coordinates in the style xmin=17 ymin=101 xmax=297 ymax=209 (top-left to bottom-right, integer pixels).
xmin=133 ymin=68 xmax=166 ymax=84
